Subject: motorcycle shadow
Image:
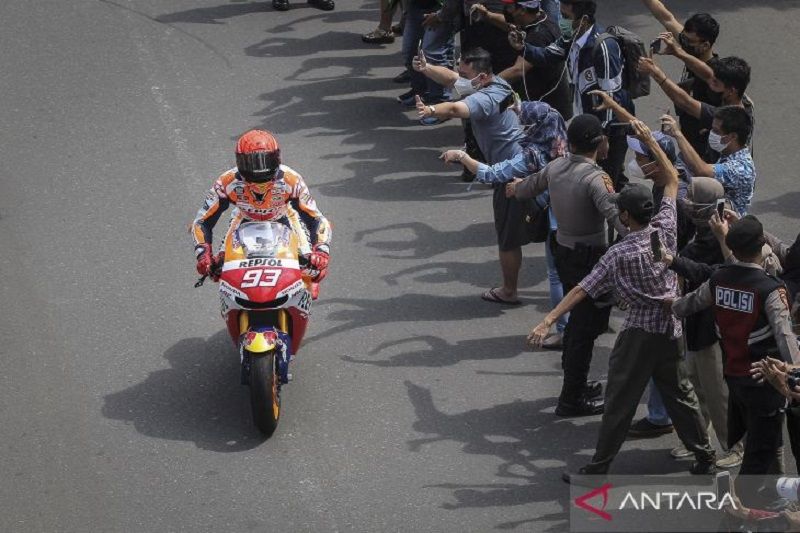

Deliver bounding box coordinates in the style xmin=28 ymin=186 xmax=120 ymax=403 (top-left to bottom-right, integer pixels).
xmin=101 ymin=330 xmax=264 ymax=452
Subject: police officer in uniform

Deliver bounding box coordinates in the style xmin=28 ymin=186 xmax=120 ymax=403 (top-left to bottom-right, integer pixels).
xmin=509 ymin=114 xmax=626 ymax=416
xmin=673 ymin=215 xmax=800 ymax=507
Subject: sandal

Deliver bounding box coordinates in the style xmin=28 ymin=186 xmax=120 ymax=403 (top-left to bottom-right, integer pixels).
xmin=481 ymin=287 xmax=521 ymax=305
xmin=362 ymin=29 xmax=395 ymax=44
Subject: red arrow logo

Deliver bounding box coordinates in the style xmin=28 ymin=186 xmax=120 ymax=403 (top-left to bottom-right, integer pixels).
xmin=574 ymin=483 xmax=613 ymax=521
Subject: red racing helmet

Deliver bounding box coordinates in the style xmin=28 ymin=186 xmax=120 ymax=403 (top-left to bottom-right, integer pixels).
xmin=235 ymin=129 xmax=281 ymax=183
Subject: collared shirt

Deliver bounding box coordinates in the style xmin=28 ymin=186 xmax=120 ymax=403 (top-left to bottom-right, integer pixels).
xmin=713 ymin=147 xmax=756 ymax=216
xmin=579 ymin=197 xmax=682 ymax=339
xmin=515 ymin=153 xmax=626 ymax=248
xmin=673 ymin=262 xmax=800 ymax=364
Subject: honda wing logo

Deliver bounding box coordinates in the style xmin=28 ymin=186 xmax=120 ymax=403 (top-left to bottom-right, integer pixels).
xmin=575 ymin=483 xmax=613 ymax=521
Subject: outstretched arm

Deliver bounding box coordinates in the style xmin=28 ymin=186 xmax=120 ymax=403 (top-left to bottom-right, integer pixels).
xmin=527 ymin=286 xmax=588 ymax=346
xmin=658 ymin=31 xmax=715 ymax=83
xmin=661 ymin=114 xmax=715 ymax=176
xmin=638 ymin=57 xmax=702 ymax=119
xmin=413 ymin=53 xmax=459 ymax=88
xmin=641 ymin=0 xmax=683 ymax=36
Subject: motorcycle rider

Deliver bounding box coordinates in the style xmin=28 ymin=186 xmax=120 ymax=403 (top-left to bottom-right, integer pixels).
xmin=191 ymin=129 xmax=332 ymax=297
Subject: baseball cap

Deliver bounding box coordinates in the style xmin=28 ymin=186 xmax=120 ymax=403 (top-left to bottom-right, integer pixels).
xmin=726 ymin=215 xmax=765 ymax=255
xmin=611 ymin=183 xmax=655 ymax=219
xmin=567 ymin=114 xmax=604 ymax=148
xmin=501 ymin=0 xmax=541 ymax=7
xmin=626 ymin=131 xmax=678 ymax=164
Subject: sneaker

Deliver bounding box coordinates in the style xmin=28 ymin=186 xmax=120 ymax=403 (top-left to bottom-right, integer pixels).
xmin=627 ymin=417 xmax=674 ymax=439
xmin=308 ymin=0 xmax=334 ymax=9
xmin=362 ymin=29 xmax=394 ymax=44
xmin=397 ymin=89 xmax=418 ymax=107
xmin=272 ymin=0 xmax=290 ymax=10
xmin=555 ymin=397 xmax=604 ymax=417
xmin=391 ymin=23 xmax=403 ymax=36
xmin=420 ymin=116 xmax=444 ymax=126
xmin=715 ymin=447 xmax=744 ymax=469
xmin=393 ymin=70 xmax=411 ymax=84
xmin=562 ymin=464 xmax=609 ymax=485
xmin=670 ymin=445 xmax=693 ymax=458
xmin=690 ymin=459 xmax=717 ymax=475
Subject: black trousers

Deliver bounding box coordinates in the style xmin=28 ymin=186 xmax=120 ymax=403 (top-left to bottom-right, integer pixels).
xmin=786 ymin=404 xmax=800 ymax=472
xmin=727 ymin=380 xmax=786 ymax=508
xmin=601 ymin=131 xmax=628 ymax=193
xmin=552 ymin=236 xmax=611 ymax=402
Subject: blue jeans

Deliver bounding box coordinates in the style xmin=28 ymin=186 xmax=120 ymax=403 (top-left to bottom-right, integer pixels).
xmin=541 ymin=0 xmax=560 ymax=25
xmin=646 ymin=379 xmax=673 ymax=425
xmin=545 ymin=230 xmax=568 ymax=333
xmin=401 ymin=4 xmax=454 ymax=102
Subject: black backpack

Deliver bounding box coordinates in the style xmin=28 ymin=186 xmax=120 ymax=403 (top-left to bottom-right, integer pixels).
xmin=593 ymin=26 xmax=650 ymax=99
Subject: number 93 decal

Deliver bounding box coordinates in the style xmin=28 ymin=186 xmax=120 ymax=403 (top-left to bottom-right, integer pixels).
xmin=240 ymin=268 xmax=282 ymax=288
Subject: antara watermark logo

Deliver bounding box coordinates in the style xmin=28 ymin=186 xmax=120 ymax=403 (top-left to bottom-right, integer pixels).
xmin=573 ymin=484 xmax=738 ymax=522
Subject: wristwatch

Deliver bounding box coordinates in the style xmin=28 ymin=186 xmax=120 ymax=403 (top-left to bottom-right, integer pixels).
xmin=428 ymin=105 xmax=436 ymax=116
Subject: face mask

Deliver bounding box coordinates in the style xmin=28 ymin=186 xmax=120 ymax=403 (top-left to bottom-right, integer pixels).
xmin=559 ymin=18 xmax=573 ymax=39
xmin=678 ymin=33 xmax=697 ymax=56
xmin=453 ymin=75 xmax=480 ymax=96
xmin=684 ymin=200 xmax=717 ymax=226
xmin=708 ymin=131 xmax=730 ymax=152
xmin=626 ymin=159 xmax=646 ymax=180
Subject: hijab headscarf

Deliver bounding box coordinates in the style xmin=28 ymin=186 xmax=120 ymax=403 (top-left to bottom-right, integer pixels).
xmin=517 ymin=101 xmax=568 ymax=174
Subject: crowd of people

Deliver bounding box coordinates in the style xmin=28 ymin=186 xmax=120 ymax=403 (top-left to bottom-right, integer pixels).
xmin=362 ymin=0 xmax=800 ymax=512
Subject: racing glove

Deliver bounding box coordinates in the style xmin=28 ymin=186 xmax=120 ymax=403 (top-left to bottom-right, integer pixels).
xmin=196 ymin=244 xmax=214 ymax=277
xmin=309 ymin=243 xmax=330 ymax=272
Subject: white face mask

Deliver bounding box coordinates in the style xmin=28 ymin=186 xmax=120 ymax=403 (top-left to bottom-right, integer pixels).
xmin=626 ymin=158 xmax=659 ymax=181
xmin=708 ymin=131 xmax=730 ymax=152
xmin=626 ymin=159 xmax=646 ymax=180
xmin=453 ymin=74 xmax=482 ymax=97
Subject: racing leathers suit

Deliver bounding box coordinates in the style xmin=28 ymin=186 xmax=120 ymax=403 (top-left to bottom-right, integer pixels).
xmin=191 ymin=165 xmax=332 ymax=300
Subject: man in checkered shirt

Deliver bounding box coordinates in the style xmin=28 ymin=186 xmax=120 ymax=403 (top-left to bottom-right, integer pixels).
xmin=530 ymin=120 xmax=716 ymax=483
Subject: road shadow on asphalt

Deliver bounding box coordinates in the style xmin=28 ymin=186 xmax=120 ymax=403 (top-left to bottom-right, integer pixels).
xmin=354 ymin=221 xmax=497 ymax=259
xmin=751 ymin=191 xmax=800 ymax=221
xmin=383 ymin=256 xmax=549 ymax=289
xmin=342 ymin=334 xmax=563 ymax=369
xmin=101 ymin=330 xmax=265 ymax=452
xmin=306 ymin=293 xmax=531 ymax=344
xmin=403 ymin=380 xmax=688 ymax=530
xmin=155 ymin=1 xmax=374 ymax=25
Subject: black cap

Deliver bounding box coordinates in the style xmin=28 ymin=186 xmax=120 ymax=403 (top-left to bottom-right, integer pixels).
xmin=567 ymin=114 xmax=604 ymax=148
xmin=612 ymin=183 xmax=655 ymax=219
xmin=725 ymin=215 xmax=765 ymax=255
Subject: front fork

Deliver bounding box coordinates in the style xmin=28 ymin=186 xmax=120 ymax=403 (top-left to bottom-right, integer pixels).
xmin=237 ymin=310 xmax=293 ymax=386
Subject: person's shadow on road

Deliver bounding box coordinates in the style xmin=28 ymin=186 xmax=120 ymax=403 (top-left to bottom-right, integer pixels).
xmin=101 ymin=330 xmax=265 ymax=452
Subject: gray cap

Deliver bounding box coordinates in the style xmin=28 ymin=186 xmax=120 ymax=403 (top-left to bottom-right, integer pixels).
xmin=612 ymin=183 xmax=655 ymax=219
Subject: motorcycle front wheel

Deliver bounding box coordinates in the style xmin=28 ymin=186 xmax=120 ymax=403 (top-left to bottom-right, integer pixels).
xmin=248 ymin=350 xmax=280 ymax=437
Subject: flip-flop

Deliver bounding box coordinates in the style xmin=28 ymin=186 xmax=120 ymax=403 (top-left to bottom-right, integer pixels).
xmin=481 ymin=287 xmax=521 ymax=305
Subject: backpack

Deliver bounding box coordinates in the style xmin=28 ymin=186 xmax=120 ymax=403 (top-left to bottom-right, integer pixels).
xmin=593 ymin=26 xmax=650 ymax=99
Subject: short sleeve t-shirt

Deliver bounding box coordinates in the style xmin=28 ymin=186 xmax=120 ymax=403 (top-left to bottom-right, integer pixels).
xmin=464 ymin=77 xmax=524 ymax=164
xmin=677 ymin=58 xmax=721 ymax=161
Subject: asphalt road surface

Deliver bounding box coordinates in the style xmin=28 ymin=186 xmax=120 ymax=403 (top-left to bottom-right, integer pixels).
xmin=2 ymin=1 xmax=799 ymax=531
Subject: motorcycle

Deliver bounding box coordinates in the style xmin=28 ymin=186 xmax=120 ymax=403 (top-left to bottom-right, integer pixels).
xmin=195 ymin=221 xmax=314 ymax=437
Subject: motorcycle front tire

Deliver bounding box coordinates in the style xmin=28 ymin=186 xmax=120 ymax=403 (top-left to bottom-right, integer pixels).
xmin=248 ymin=349 xmax=280 ymax=437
